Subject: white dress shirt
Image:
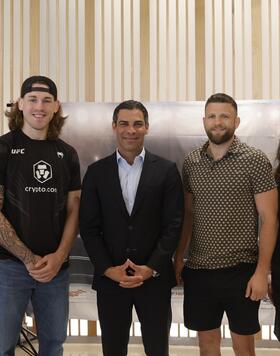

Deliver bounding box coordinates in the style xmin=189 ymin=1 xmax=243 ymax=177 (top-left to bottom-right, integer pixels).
xmin=117 ymin=148 xmax=145 ymax=215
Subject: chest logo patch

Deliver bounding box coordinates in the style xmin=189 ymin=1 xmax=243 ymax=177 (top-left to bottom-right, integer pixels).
xmin=33 ymin=160 xmax=53 ymax=183
xmin=11 ymin=148 xmax=25 ymax=154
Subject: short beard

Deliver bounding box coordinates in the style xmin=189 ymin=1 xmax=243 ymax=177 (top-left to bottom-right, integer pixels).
xmin=206 ymin=130 xmax=234 ymax=145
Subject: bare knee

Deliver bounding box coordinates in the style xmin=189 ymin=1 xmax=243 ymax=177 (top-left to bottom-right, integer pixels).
xmin=231 ymin=332 xmax=255 ymax=356
xmin=198 ymin=329 xmax=221 ymax=356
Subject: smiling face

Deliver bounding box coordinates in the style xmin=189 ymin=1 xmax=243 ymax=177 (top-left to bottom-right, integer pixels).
xmin=19 ymin=83 xmax=59 ymax=139
xmin=203 ymin=102 xmax=240 ymax=145
xmin=112 ymin=108 xmax=149 ymax=163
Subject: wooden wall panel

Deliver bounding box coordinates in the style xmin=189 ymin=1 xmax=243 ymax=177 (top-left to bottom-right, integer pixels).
xmin=1 ymin=0 xmax=280 ymax=134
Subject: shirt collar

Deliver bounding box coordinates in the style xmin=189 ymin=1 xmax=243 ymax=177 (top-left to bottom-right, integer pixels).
xmin=116 ymin=147 xmax=145 ymax=164
xmin=201 ymin=136 xmax=241 ymax=158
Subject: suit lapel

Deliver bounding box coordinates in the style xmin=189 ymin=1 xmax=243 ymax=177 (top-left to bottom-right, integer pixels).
xmin=131 ymin=151 xmax=156 ymax=217
xmin=107 ymin=153 xmax=130 ymax=219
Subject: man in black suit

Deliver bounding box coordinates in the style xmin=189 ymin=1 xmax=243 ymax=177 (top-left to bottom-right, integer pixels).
xmin=79 ymin=100 xmax=184 ymax=356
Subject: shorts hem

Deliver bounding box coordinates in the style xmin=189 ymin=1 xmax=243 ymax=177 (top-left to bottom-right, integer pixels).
xmin=229 ymin=325 xmax=261 ymax=336
xmin=184 ymin=322 xmax=221 ymax=332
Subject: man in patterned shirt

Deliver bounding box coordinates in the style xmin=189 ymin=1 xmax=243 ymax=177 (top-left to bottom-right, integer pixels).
xmin=174 ymin=93 xmax=278 ymax=356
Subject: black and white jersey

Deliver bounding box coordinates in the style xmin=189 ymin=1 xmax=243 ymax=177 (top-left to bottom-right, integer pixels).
xmin=0 ymin=129 xmax=81 ymax=260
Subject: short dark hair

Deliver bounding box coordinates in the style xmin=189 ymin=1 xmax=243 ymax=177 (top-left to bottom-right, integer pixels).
xmin=112 ymin=100 xmax=149 ymax=124
xmin=205 ymin=93 xmax=238 ymax=115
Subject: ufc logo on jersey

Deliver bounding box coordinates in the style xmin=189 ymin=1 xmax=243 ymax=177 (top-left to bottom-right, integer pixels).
xmin=11 ymin=148 xmax=25 ymax=154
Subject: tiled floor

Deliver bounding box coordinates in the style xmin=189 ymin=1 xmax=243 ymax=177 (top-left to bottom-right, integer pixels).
xmin=15 ymin=344 xmax=280 ymax=355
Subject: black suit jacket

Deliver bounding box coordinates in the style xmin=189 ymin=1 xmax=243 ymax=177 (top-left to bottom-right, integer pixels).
xmin=79 ymin=150 xmax=184 ymax=289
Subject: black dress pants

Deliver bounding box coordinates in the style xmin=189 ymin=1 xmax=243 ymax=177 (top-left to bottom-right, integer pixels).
xmin=96 ymin=277 xmax=172 ymax=356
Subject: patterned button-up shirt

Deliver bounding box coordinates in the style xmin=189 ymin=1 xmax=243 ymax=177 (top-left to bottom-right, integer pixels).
xmin=182 ymin=137 xmax=276 ymax=269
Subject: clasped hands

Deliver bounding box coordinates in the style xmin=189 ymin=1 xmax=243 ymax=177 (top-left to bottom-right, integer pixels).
xmin=104 ymin=259 xmax=153 ymax=288
xmin=25 ymin=252 xmax=65 ymax=283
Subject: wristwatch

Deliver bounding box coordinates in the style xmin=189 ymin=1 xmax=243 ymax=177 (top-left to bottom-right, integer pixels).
xmin=152 ymin=270 xmax=159 ymax=278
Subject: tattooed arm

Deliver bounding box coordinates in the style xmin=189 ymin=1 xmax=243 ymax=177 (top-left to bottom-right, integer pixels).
xmin=0 ymin=185 xmax=41 ymax=270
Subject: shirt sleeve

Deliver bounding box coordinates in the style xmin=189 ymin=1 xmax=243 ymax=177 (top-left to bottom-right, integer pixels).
xmin=249 ymin=149 xmax=277 ymax=194
xmin=68 ymin=148 xmax=81 ymax=191
xmin=182 ymin=155 xmax=192 ymax=193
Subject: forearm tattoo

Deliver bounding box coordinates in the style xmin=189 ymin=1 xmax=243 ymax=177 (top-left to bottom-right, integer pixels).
xmin=0 ymin=185 xmax=35 ymax=265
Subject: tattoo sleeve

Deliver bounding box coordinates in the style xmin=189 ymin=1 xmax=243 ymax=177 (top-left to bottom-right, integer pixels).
xmin=0 ymin=185 xmax=36 ymax=265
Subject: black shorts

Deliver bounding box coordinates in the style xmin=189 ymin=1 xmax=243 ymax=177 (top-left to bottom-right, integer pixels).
xmin=272 ymin=266 xmax=280 ymax=340
xmin=182 ymin=263 xmax=260 ymax=335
